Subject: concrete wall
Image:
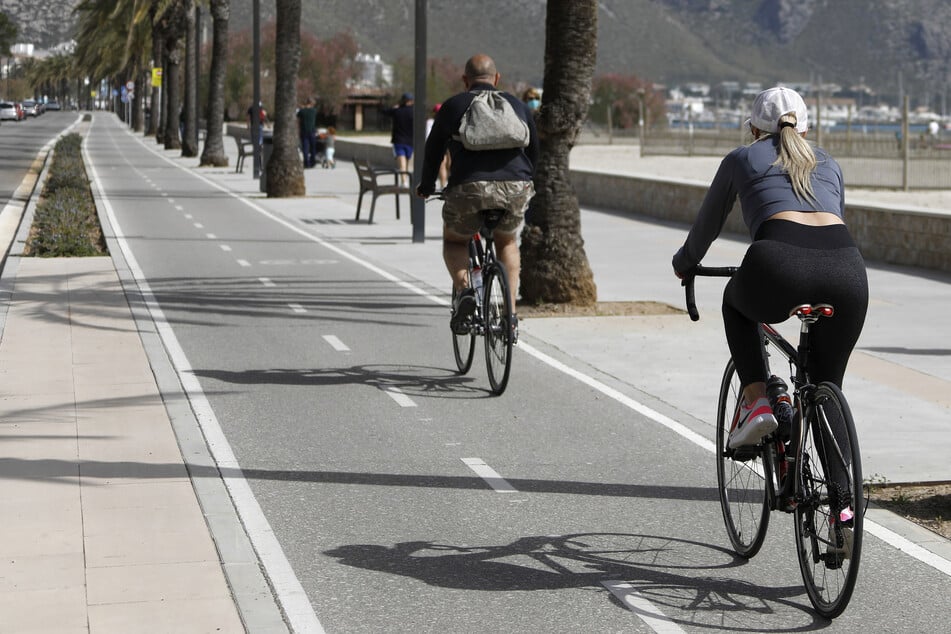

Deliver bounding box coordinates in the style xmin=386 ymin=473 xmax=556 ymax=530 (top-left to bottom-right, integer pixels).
xmin=336 ymin=139 xmax=951 ymax=274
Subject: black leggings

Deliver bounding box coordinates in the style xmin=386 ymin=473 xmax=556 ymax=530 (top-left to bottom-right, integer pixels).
xmin=723 ymin=220 xmax=868 ymax=389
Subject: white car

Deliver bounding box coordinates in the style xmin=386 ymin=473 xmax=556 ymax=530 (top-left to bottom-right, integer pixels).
xmin=0 ymin=101 xmax=18 ymax=121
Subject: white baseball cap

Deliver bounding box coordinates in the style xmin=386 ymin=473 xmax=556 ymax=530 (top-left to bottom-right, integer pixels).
xmin=748 ymin=86 xmax=808 ymax=134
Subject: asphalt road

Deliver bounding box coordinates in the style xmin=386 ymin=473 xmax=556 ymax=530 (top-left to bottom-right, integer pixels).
xmin=16 ymin=112 xmax=950 ymax=632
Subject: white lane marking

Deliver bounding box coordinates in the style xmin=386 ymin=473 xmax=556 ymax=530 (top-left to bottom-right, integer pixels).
xmin=206 ymin=233 xmax=217 ymax=240
xmin=461 ymin=458 xmax=517 ymax=493
xmin=382 ymin=386 xmax=416 ymax=407
xmin=175 ymin=205 xmax=184 ymax=211
xmin=129 ymin=126 xmax=951 ymax=599
xmin=85 ymin=143 xmax=326 ymax=634
xmin=520 ymin=342 xmax=717 ymax=454
xmin=288 ymin=303 xmax=306 ymax=313
xmin=865 ymin=516 xmax=951 ymax=576
xmin=602 ymin=581 xmax=687 ymax=633
xmin=184 ymin=213 xmax=193 ymax=219
xmin=220 ymin=244 xmax=232 ymax=252
xmin=259 ymin=277 xmax=276 ymax=287
xmin=322 ymin=335 xmax=349 ymax=351
xmin=167 ymin=198 xmax=176 ymax=204
xmin=237 ymin=259 xmax=251 ymax=267
xmin=194 ymin=222 xmax=204 ymax=228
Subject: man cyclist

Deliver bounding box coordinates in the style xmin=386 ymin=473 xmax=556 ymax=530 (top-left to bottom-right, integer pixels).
xmin=415 ymin=53 xmax=539 ymax=335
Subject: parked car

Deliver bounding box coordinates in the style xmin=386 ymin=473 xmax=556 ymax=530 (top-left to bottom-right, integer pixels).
xmin=0 ymin=102 xmax=19 ymax=121
xmin=45 ymin=100 xmax=61 ymax=111
xmin=22 ymin=100 xmax=40 ymax=117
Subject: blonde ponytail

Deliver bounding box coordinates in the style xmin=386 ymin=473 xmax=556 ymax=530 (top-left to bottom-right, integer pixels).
xmin=773 ymin=112 xmax=817 ymax=205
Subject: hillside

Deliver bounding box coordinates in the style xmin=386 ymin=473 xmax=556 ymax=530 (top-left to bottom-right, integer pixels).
xmin=4 ymin=0 xmax=950 ymax=106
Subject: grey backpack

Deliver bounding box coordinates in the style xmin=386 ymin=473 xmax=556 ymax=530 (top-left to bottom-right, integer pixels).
xmin=455 ymin=90 xmax=530 ymax=151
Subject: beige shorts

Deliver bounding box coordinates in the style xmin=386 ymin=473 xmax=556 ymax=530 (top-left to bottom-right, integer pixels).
xmin=441 ymin=180 xmax=534 ymax=235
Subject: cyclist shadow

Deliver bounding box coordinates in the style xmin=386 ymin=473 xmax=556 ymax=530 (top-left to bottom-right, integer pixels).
xmin=193 ymin=363 xmax=495 ymax=398
xmin=324 ymin=532 xmax=827 ymax=626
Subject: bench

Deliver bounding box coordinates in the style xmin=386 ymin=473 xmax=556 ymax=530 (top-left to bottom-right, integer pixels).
xmin=353 ymin=159 xmax=411 ymax=223
xmin=230 ymin=131 xmax=254 ymax=173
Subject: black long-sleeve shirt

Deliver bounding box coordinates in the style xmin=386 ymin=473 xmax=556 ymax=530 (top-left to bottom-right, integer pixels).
xmin=417 ymin=82 xmax=538 ymax=196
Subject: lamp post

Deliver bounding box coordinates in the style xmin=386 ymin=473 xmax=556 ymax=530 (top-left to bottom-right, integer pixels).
xmin=636 ymin=88 xmax=646 ymax=155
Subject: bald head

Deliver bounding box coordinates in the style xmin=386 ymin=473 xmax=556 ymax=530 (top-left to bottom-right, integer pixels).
xmin=463 ymin=54 xmax=500 ymax=87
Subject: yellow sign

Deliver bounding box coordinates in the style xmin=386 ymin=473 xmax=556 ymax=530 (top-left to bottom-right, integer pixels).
xmin=151 ymin=68 xmax=163 ymax=87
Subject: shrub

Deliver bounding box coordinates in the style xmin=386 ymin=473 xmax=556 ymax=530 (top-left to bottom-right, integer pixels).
xmin=26 ymin=133 xmax=107 ymax=257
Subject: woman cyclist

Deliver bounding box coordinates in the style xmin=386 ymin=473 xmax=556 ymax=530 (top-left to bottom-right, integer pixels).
xmin=671 ymin=86 xmax=868 ymax=471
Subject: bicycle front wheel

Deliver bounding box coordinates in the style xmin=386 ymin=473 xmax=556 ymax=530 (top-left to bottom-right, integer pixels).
xmin=451 ymin=288 xmax=476 ymax=374
xmin=483 ymin=262 xmax=513 ymax=394
xmin=795 ymin=382 xmax=863 ymax=619
xmin=716 ymin=359 xmax=771 ymax=558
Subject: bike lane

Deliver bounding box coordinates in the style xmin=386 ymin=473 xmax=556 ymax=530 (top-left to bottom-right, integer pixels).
xmin=82 ymin=114 xmax=951 ymax=631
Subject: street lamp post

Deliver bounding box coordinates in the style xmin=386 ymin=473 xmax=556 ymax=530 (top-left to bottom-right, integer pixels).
xmin=637 ymin=88 xmax=646 ymax=156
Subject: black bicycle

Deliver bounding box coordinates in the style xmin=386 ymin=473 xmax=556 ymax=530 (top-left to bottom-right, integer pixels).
xmin=684 ymin=265 xmax=863 ymax=619
xmin=450 ymin=208 xmax=515 ymax=395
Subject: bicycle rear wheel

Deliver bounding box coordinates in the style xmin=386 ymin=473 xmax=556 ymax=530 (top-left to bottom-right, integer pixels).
xmin=716 ymin=359 xmax=771 ymax=558
xmin=450 ymin=288 xmax=476 ymax=373
xmin=795 ymin=382 xmax=863 ymax=619
xmin=483 ymin=262 xmax=513 ymax=394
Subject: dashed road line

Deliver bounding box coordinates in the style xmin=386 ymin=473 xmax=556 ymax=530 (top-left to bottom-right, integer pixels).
xmin=237 ymin=259 xmax=251 ymax=267
xmin=220 ymin=244 xmax=232 ymax=252
xmin=602 ymin=581 xmax=686 ymax=633
xmin=259 ymin=277 xmax=276 ymax=287
xmin=322 ymin=335 xmax=349 ymax=351
xmin=461 ymin=458 xmax=517 ymax=493
xmin=382 ymin=386 xmax=417 ymax=407
xmin=288 ymin=303 xmax=306 ymax=313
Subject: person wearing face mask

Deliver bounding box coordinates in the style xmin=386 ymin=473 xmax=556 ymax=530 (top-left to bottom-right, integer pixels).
xmin=522 ymin=88 xmax=541 ymax=113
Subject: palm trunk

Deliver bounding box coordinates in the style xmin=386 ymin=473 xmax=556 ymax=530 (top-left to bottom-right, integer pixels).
xmin=519 ymin=0 xmax=598 ymax=306
xmin=266 ymin=0 xmax=305 ymax=197
xmin=200 ymin=0 xmax=230 ymax=167
xmin=181 ymin=0 xmax=198 ymax=157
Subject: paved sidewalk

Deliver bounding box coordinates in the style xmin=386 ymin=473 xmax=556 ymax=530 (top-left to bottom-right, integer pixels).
xmin=0 ymin=257 xmax=245 ymax=632
xmin=1 ymin=114 xmax=949 ymax=632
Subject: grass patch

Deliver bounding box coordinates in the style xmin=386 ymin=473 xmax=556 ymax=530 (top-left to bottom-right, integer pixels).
xmin=24 ymin=133 xmax=107 ymax=257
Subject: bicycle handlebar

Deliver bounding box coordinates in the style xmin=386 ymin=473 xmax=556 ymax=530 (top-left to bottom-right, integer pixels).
xmin=682 ymin=265 xmax=737 ymax=322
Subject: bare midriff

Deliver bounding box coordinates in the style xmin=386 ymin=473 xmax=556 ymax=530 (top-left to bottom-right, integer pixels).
xmin=769 ymin=210 xmax=845 ymax=226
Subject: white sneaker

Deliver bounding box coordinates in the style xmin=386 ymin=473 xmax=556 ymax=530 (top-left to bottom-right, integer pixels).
xmin=728 ymin=397 xmax=779 ymax=449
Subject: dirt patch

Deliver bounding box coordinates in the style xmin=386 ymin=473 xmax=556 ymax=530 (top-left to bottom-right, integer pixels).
xmin=867 ymin=482 xmax=951 ymax=541
xmin=517 ymin=300 xmax=683 ymax=318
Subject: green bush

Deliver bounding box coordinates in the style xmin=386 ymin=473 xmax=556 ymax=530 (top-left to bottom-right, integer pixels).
xmin=26 ymin=133 xmax=107 ymax=257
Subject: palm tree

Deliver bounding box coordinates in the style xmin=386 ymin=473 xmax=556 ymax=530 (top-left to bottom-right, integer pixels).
xmin=181 ymin=0 xmax=198 ymax=157
xmin=266 ymin=0 xmax=305 ymax=197
xmin=519 ymin=0 xmax=598 ymax=307
xmin=160 ymin=0 xmax=189 ymax=150
xmin=200 ymin=0 xmax=230 ymax=167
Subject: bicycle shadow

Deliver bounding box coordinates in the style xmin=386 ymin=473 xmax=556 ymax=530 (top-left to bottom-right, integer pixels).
xmin=324 ymin=532 xmax=830 ymax=629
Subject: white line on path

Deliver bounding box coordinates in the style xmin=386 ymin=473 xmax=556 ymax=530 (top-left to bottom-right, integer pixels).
xmin=602 ymin=581 xmax=687 ymax=633
xmin=220 ymin=244 xmax=232 ymax=252
xmin=322 ymin=335 xmax=350 ymax=351
xmin=259 ymin=277 xmax=276 ymax=287
xmin=193 ymin=222 xmax=204 ymax=228
xmin=461 ymin=458 xmax=517 ymax=493
xmin=288 ymin=303 xmax=306 ymax=313
xmin=382 ymin=386 xmax=417 ymax=407
xmin=206 ymin=233 xmax=217 ymax=240
xmin=87 ymin=138 xmax=326 ymax=634
xmin=237 ymin=259 xmax=251 ymax=267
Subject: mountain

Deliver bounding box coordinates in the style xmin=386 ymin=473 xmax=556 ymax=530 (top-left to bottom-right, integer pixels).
xmin=5 ymin=0 xmax=950 ymax=106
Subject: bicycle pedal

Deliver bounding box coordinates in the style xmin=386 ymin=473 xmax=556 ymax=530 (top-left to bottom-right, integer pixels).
xmin=730 ymin=446 xmax=759 ymax=462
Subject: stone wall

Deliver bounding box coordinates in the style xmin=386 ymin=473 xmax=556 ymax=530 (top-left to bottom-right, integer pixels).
xmin=337 ymin=139 xmax=951 ymax=274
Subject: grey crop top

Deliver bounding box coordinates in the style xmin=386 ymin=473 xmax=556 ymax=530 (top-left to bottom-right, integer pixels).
xmin=672 ymin=136 xmax=845 ymax=273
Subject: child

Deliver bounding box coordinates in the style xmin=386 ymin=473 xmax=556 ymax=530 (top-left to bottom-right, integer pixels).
xmin=322 ymin=126 xmax=336 ymax=168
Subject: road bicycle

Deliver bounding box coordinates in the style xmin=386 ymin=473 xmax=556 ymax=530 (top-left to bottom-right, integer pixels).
xmin=683 ymin=264 xmax=863 ymax=619
xmin=448 ymin=206 xmax=516 ymax=395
